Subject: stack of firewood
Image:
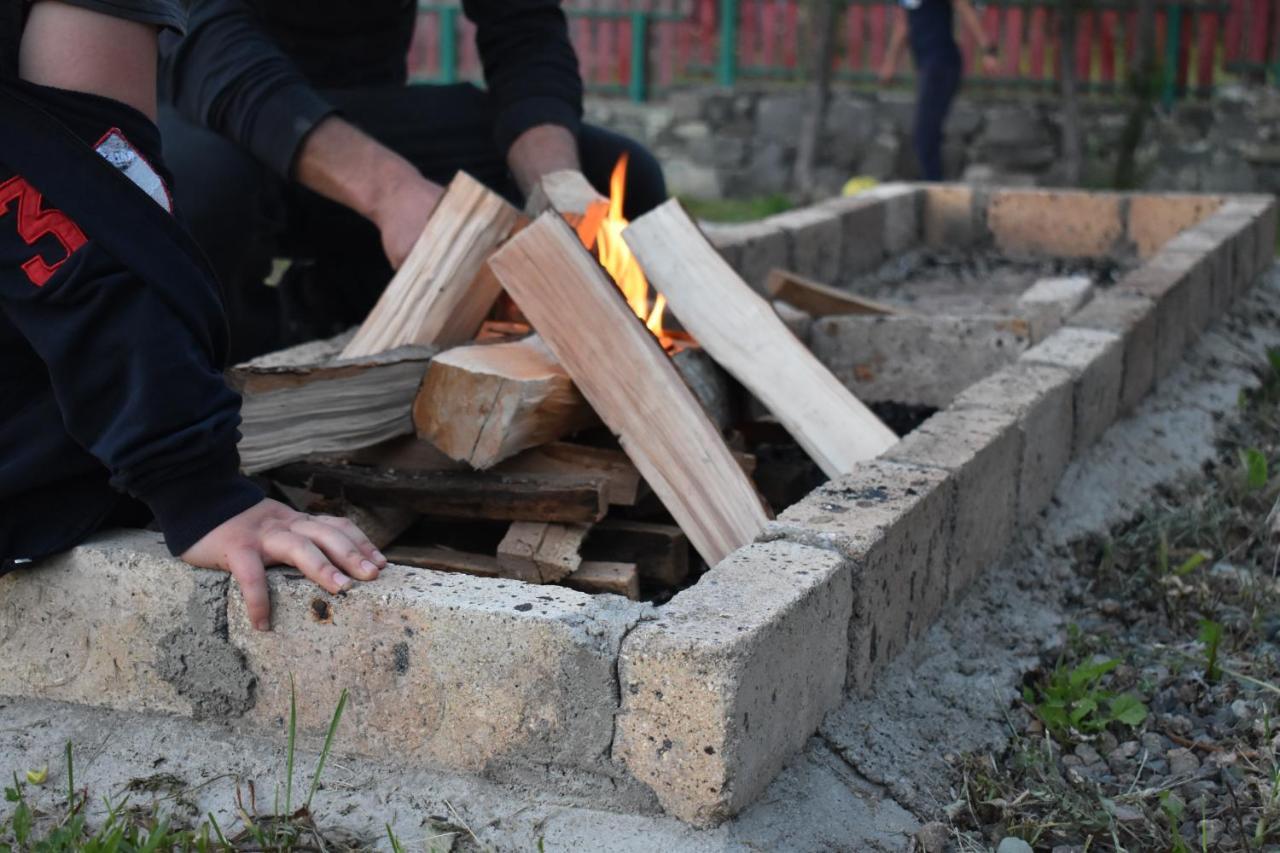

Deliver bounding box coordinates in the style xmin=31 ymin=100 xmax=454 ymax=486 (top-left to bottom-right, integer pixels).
xmin=231 ymin=170 xmax=897 ymax=600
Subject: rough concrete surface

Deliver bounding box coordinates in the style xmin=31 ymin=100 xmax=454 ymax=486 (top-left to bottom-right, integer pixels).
xmin=3 ymin=269 xmax=1279 ymax=851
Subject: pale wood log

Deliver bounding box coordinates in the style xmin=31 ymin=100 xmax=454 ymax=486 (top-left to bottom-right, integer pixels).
xmin=231 ymin=331 xmax=435 ymax=474
xmin=582 ymin=520 xmax=689 ymax=587
xmin=497 ymin=521 xmax=589 ymax=583
xmin=413 ymin=335 xmax=598 ymax=469
xmin=624 ymin=201 xmax=898 ymax=477
xmin=488 ymin=213 xmax=768 ymax=566
xmin=340 ymin=172 xmax=522 ymax=358
xmin=765 ymin=268 xmax=901 ymax=317
xmin=271 ymin=460 xmax=608 ymax=523
xmin=564 ymin=561 xmax=641 ymax=600
xmin=524 ymin=169 xmax=608 ymax=245
xmin=384 ymin=546 xmax=500 ymax=578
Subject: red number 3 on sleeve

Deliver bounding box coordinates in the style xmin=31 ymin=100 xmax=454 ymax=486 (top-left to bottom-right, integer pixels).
xmin=0 ymin=175 xmax=88 ymax=287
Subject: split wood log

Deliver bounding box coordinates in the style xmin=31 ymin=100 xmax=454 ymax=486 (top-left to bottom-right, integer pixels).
xmin=564 ymin=561 xmax=641 ymax=600
xmin=582 ymin=520 xmax=689 ymax=587
xmin=524 ymin=169 xmax=607 ymax=245
xmin=764 ymin=268 xmax=901 ymax=317
xmin=231 ymin=332 xmax=435 ymax=474
xmin=341 ymin=172 xmax=522 ymax=358
xmin=624 ymin=200 xmax=899 ymax=477
xmin=383 ymin=545 xmax=500 ymax=578
xmin=497 ymin=521 xmax=589 ymax=583
xmin=413 ymin=335 xmax=598 ymax=469
xmin=488 ymin=212 xmax=769 ymax=566
xmin=498 ymin=442 xmax=646 ymax=506
xmin=271 ymin=460 xmax=609 ymax=523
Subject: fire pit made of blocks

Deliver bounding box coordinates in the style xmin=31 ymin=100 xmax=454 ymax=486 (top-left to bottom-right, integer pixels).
xmin=0 ymin=183 xmax=1274 ymax=827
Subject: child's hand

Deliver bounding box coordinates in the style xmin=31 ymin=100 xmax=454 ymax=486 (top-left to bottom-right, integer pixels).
xmin=181 ymin=499 xmax=387 ymax=632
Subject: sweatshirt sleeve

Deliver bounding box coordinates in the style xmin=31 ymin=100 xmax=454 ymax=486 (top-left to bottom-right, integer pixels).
xmin=463 ymin=0 xmax=584 ymax=154
xmin=160 ymin=0 xmax=336 ymax=177
xmin=0 ymin=104 xmax=263 ymax=555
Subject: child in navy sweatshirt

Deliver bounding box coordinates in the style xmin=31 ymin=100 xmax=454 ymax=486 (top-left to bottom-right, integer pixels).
xmin=2 ymin=0 xmax=385 ymax=629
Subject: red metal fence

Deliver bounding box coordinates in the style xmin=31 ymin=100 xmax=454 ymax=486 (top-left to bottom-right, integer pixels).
xmin=410 ymin=0 xmax=1280 ymax=101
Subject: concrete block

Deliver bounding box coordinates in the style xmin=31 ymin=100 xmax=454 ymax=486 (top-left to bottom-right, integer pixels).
xmin=228 ymin=563 xmax=645 ymax=777
xmin=767 ymin=460 xmax=953 ymax=690
xmin=809 ymin=313 xmax=1032 ymax=407
xmin=1161 ymin=248 xmax=1214 ymax=339
xmin=923 ymin=184 xmax=984 ymax=248
xmin=1164 ymin=226 xmax=1234 ymax=320
xmin=764 ymin=206 xmax=842 ymax=283
xmin=1220 ymin=196 xmax=1277 ymax=289
xmin=700 ymin=219 xmax=787 ymax=293
xmin=950 ymin=361 xmax=1076 ymax=524
xmin=1115 ymin=251 xmax=1196 ymax=380
xmin=1021 ymin=327 xmax=1124 ymax=451
xmin=771 ymin=299 xmax=813 ymax=345
xmin=614 ymin=540 xmax=851 ymax=827
xmin=0 ymin=530 xmax=251 ymax=719
xmin=1198 ymin=207 xmax=1259 ymax=300
xmin=987 ymin=189 xmax=1124 ymax=258
xmin=815 ymin=194 xmax=886 ymax=278
xmin=1016 ymin=275 xmax=1095 ymax=341
xmin=1067 ymin=291 xmax=1158 ymax=413
xmin=1126 ymin=193 xmax=1222 ymax=259
xmin=700 ymin=221 xmax=744 ymax=274
xmin=870 ymin=184 xmax=924 ymax=253
xmin=883 ymin=406 xmax=1022 ymax=593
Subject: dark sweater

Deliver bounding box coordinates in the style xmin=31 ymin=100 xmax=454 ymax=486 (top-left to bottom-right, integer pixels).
xmin=160 ymin=0 xmax=584 ymax=177
xmin=0 ymin=79 xmax=263 ymax=569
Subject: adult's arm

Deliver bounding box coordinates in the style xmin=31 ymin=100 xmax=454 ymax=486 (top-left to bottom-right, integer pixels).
xmin=954 ymin=0 xmax=999 ymax=70
xmin=879 ymin=8 xmax=909 ymax=82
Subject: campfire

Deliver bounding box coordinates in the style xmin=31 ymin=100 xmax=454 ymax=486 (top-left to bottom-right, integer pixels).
xmin=232 ymin=164 xmax=897 ymax=601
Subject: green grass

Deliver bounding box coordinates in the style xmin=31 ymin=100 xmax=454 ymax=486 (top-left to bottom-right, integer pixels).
xmin=0 ymin=687 xmax=369 ymax=852
xmin=678 ymin=193 xmax=792 ymax=223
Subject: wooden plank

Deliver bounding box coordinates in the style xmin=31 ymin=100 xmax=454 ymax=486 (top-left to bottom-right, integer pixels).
xmin=765 ymin=268 xmax=901 ymax=317
xmin=498 ymin=442 xmax=647 ymax=507
xmin=231 ymin=332 xmax=436 ymax=474
xmin=341 ymin=171 xmax=522 ymax=359
xmin=497 ymin=521 xmax=589 ymax=583
xmin=624 ymin=200 xmax=898 ymax=478
xmin=272 ymin=460 xmax=609 ymax=523
xmin=384 ymin=545 xmax=500 ymax=578
xmin=414 ymin=335 xmax=597 ymax=469
xmin=488 ymin=212 xmax=768 ymax=566
xmin=583 ymin=520 xmax=689 ymax=588
xmin=564 ymin=561 xmax=641 ymax=600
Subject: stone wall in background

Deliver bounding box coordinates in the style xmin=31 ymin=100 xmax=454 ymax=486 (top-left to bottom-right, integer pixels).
xmin=585 ymin=84 xmax=1280 ymax=201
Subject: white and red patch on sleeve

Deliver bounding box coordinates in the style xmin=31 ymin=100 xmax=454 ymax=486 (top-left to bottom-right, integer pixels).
xmin=94 ymin=128 xmax=173 ymax=213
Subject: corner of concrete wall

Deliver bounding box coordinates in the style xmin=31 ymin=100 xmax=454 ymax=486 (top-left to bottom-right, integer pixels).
xmin=613 ymin=539 xmax=851 ymax=827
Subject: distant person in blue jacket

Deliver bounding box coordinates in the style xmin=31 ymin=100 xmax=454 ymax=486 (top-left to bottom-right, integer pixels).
xmin=879 ymin=0 xmax=998 ymax=181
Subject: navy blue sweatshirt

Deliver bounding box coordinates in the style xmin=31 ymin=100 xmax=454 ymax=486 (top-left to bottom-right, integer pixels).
xmin=161 ymin=0 xmax=584 ymax=177
xmin=0 ymin=79 xmax=263 ymax=569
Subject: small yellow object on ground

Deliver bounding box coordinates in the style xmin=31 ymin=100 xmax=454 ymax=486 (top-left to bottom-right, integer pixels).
xmin=842 ymin=176 xmax=880 ymax=196
xmin=25 ymin=766 xmax=47 ymax=785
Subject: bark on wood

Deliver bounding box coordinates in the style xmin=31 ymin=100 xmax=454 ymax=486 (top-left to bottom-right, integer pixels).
xmin=765 ymin=268 xmax=900 ymax=317
xmin=488 ymin=212 xmax=769 ymax=566
xmin=564 ymin=561 xmax=641 ymax=600
xmin=271 ymin=460 xmax=609 ymax=523
xmin=231 ymin=331 xmax=435 ymax=474
xmin=341 ymin=172 xmax=522 ymax=358
xmin=582 ymin=520 xmax=689 ymax=587
xmin=383 ymin=545 xmax=500 ymax=578
xmin=624 ymin=200 xmax=898 ymax=477
xmin=497 ymin=442 xmax=646 ymax=507
xmin=413 ymin=335 xmax=598 ymax=469
xmin=497 ymin=521 xmax=589 ymax=583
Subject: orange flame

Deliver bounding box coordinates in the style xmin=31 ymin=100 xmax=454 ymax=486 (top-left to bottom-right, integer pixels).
xmin=581 ymin=155 xmax=671 ymax=345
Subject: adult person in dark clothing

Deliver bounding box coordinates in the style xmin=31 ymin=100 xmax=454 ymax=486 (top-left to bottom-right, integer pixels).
xmin=879 ymin=0 xmax=997 ymax=181
xmin=159 ymin=0 xmax=669 ymax=362
xmin=2 ymin=0 xmax=386 ymax=629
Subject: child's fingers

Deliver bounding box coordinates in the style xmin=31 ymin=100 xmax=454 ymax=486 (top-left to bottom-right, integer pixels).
xmin=312 ymin=514 xmax=385 ymax=566
xmin=290 ymin=518 xmax=380 ymax=581
xmin=227 ymin=548 xmax=271 ymax=632
xmin=263 ymin=529 xmax=352 ymax=595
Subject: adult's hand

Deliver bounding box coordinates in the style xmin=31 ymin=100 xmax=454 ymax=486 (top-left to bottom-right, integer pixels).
xmin=369 ymin=174 xmax=444 ymax=269
xmin=181 ymin=498 xmax=387 ymax=631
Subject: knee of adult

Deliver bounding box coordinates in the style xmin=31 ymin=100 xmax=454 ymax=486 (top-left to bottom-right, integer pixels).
xmin=620 ymin=143 xmax=668 ymax=220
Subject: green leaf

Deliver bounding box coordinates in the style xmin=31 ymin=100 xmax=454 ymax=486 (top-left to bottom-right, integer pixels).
xmin=1160 ymin=790 xmax=1185 ymax=819
xmin=1069 ymin=658 xmax=1119 ymax=689
xmin=1174 ymin=551 xmax=1211 ymax=577
xmin=1070 ymin=697 xmax=1099 ymax=725
xmin=1109 ymin=693 xmax=1149 ymax=727
xmin=12 ymin=800 xmax=31 ymax=845
xmin=1267 ymin=347 xmax=1280 ymax=378
xmin=1198 ymin=619 xmax=1223 ymax=647
xmin=1241 ymin=447 xmax=1269 ymax=490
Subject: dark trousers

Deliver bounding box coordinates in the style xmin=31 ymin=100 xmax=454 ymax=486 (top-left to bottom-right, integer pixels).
xmin=159 ymin=83 xmax=667 ymax=363
xmin=913 ymin=57 xmax=962 ymax=182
